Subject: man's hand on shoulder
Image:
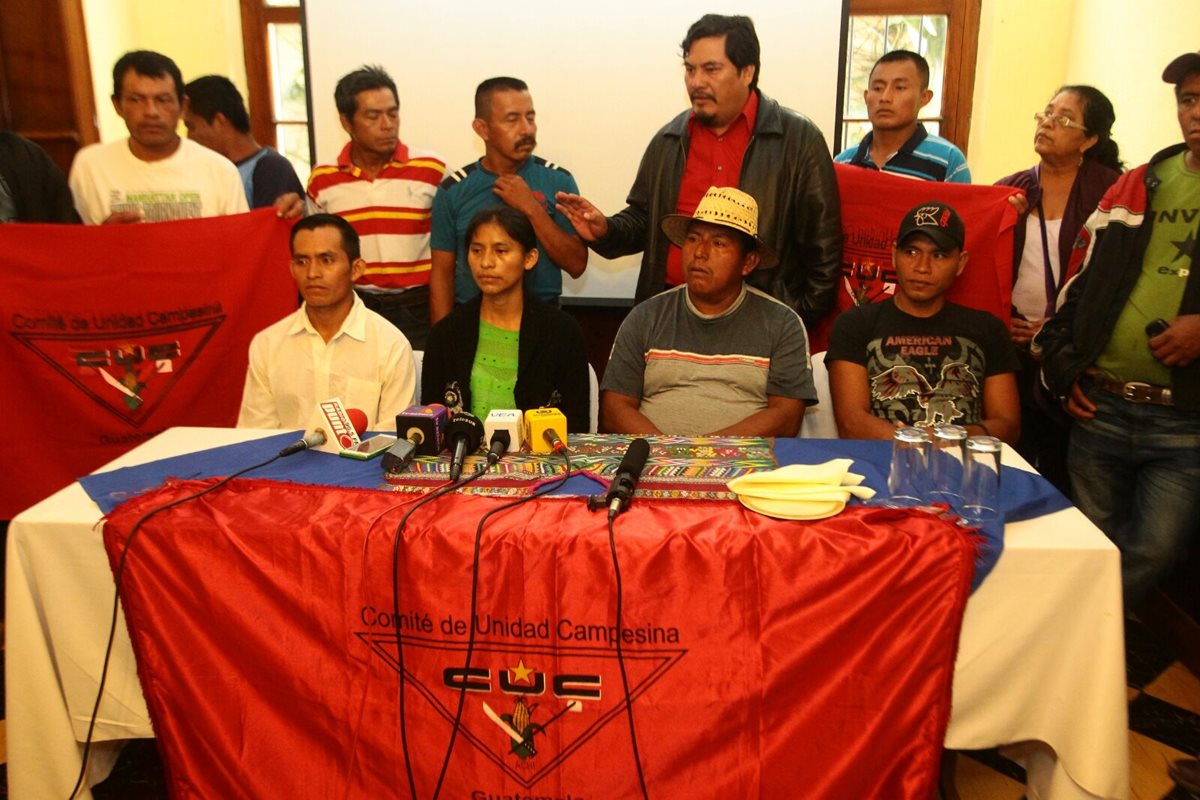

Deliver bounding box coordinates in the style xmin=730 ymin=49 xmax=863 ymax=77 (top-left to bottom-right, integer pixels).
xmin=554 ymin=192 xmax=609 ymax=242
xmin=273 ymin=192 xmax=305 ymax=219
xmin=1150 ymin=314 xmax=1200 ymax=367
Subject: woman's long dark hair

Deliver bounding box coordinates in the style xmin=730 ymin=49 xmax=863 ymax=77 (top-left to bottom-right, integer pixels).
xmin=464 ymin=206 xmax=538 ymax=253
xmin=1057 ymin=84 xmax=1123 ymax=172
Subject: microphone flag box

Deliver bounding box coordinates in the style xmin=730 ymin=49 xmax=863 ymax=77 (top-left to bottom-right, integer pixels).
xmin=304 ymin=397 xmax=362 ymax=454
xmin=524 ymin=407 xmax=567 ymax=454
xmin=395 ymin=404 xmax=449 ymax=455
xmin=484 ymin=409 xmax=524 ymax=453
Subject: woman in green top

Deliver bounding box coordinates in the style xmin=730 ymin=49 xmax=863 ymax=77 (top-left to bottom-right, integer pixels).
xmin=421 ymin=207 xmax=591 ymax=432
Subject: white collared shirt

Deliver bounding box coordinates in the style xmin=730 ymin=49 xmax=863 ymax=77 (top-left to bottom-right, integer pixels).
xmin=237 ymin=294 xmax=415 ymax=431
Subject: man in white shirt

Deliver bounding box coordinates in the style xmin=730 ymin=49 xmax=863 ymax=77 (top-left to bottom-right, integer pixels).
xmin=68 ymin=50 xmax=248 ymax=224
xmin=237 ymin=214 xmax=416 ymax=430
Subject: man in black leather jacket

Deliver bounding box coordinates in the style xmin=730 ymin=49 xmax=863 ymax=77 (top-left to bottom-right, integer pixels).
xmin=555 ymin=13 xmax=841 ymax=329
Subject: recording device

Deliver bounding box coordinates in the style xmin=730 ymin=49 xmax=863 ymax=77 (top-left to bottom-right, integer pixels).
xmin=447 ymin=412 xmax=485 ymax=480
xmin=484 ymin=409 xmax=523 ymax=459
xmin=1145 ymin=318 xmax=1170 ymax=338
xmin=340 ymin=434 xmax=397 ymax=460
xmin=590 ymin=438 xmax=651 ymax=520
xmin=524 ymin=407 xmax=568 ymax=454
xmin=395 ymin=404 xmax=449 ymax=456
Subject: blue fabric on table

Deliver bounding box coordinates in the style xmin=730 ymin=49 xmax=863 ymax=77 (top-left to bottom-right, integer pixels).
xmin=774 ymin=438 xmax=1072 ymax=589
xmin=80 ymin=433 xmax=1070 ymax=592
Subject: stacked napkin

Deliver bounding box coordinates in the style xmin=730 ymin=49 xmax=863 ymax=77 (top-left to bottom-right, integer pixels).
xmin=726 ymin=459 xmax=876 ymax=520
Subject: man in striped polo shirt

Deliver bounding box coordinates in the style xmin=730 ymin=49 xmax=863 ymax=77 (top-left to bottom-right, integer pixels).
xmin=601 ymin=186 xmax=814 ymax=436
xmin=835 ymin=50 xmax=971 ymax=183
xmin=307 ymin=65 xmax=446 ymax=349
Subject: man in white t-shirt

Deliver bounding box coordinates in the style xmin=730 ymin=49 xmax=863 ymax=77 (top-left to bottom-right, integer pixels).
xmin=68 ymin=50 xmax=248 ymax=224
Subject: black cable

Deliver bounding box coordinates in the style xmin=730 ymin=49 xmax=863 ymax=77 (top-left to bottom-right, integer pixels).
xmin=607 ymin=511 xmax=650 ymax=799
xmin=67 ymin=450 xmax=287 ymax=800
xmin=430 ymin=447 xmax=574 ymax=800
xmin=389 ymin=465 xmax=489 ymax=800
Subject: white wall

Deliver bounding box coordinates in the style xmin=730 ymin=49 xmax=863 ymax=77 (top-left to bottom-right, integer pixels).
xmin=303 ymin=1 xmax=845 ymax=302
xmin=968 ymin=0 xmax=1200 ymax=183
xmin=81 ymin=0 xmax=247 ymax=143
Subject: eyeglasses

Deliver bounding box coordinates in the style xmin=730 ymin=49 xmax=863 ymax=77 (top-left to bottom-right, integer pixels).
xmin=1033 ymin=112 xmax=1087 ymax=131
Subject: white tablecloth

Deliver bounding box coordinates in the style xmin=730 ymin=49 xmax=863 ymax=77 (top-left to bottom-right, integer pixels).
xmin=5 ymin=427 xmax=1128 ymax=799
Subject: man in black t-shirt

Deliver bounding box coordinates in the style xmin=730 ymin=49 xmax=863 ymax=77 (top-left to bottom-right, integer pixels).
xmin=827 ymin=201 xmax=1020 ymax=443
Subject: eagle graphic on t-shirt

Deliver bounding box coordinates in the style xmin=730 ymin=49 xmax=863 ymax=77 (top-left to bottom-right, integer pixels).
xmin=870 ymin=361 xmax=979 ymax=425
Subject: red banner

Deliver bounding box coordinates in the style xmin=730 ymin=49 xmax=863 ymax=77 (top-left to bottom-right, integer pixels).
xmin=0 ymin=210 xmax=295 ymax=517
xmin=105 ymin=481 xmax=975 ymax=799
xmin=810 ymin=165 xmax=1021 ymax=352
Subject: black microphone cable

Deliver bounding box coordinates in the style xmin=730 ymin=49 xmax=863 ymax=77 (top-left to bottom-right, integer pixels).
xmin=607 ymin=509 xmax=650 ymax=799
xmin=66 ymin=437 xmax=308 ymax=800
xmin=388 ymin=463 xmax=489 ymax=800
xmin=429 ymin=445 xmax=574 ymax=800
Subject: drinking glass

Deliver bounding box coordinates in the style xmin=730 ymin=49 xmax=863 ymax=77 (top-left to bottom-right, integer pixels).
xmin=887 ymin=426 xmax=931 ymax=506
xmin=929 ymin=424 xmax=968 ymax=508
xmin=962 ymin=435 xmax=1003 ymax=524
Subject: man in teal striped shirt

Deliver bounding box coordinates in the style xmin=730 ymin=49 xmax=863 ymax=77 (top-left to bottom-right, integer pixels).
xmin=835 ymin=50 xmax=971 ymax=183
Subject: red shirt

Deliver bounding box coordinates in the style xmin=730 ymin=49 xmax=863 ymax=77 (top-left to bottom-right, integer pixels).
xmin=666 ymin=91 xmax=760 ymax=287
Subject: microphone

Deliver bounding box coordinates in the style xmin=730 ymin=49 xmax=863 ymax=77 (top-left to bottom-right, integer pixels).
xmin=446 ymin=412 xmax=484 ymax=480
xmin=300 ymin=398 xmax=368 ymax=454
xmin=279 ymin=429 xmax=326 ymax=457
xmin=605 ymin=438 xmax=650 ymax=520
xmin=287 ymin=398 xmax=368 ymax=456
xmin=484 ymin=409 xmax=523 ymax=463
xmin=524 ymin=407 xmax=568 ymax=454
xmin=395 ymin=404 xmax=449 ymax=456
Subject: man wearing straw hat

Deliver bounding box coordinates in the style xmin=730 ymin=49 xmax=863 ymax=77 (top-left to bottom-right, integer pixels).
xmin=601 ymin=186 xmax=814 ymax=436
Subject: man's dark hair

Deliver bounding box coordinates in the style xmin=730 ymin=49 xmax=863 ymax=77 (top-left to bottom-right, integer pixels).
xmin=681 ymin=14 xmax=761 ymax=91
xmin=184 ymin=75 xmax=251 ymax=133
xmin=113 ymin=50 xmax=183 ymax=100
xmin=871 ymin=50 xmax=931 ymax=89
xmin=290 ymin=213 xmax=362 ymax=263
xmin=334 ymin=65 xmax=398 ymax=118
xmin=474 ymin=77 xmax=529 ymax=120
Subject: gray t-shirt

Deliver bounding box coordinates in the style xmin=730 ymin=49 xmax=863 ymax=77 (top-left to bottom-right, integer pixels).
xmin=602 ymin=285 xmax=815 ymax=435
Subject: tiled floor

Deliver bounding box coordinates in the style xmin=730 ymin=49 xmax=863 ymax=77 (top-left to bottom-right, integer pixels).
xmin=0 ymin=618 xmax=1195 ymax=798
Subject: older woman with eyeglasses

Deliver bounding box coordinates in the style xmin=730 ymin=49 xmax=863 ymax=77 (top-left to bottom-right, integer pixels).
xmin=995 ymin=85 xmax=1123 ymax=488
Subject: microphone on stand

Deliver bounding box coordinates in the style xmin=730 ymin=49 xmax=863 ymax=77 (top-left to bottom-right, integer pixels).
xmin=280 ymin=398 xmax=368 ymax=457
xmin=395 ymin=404 xmax=449 ymax=456
xmin=601 ymin=438 xmax=650 ymax=520
xmin=484 ymin=409 xmax=523 ymax=465
xmin=383 ymin=404 xmax=451 ymax=472
xmin=524 ymin=407 xmax=568 ymax=454
xmin=279 ymin=429 xmax=326 ymax=457
xmin=447 ymin=412 xmax=485 ymax=481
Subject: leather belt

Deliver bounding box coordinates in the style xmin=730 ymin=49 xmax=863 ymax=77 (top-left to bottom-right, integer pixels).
xmin=1086 ymin=371 xmax=1173 ymax=405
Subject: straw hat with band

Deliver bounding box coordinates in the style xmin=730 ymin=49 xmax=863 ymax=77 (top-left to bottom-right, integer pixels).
xmin=659 ymin=186 xmax=779 ymax=268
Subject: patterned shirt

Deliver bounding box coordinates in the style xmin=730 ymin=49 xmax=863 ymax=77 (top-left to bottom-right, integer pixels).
xmin=307 ymin=141 xmax=446 ymax=292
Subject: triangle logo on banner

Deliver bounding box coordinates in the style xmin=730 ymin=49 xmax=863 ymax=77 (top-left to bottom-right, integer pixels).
xmin=12 ymin=317 xmax=224 ymax=427
xmin=357 ymin=631 xmax=687 ymax=789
